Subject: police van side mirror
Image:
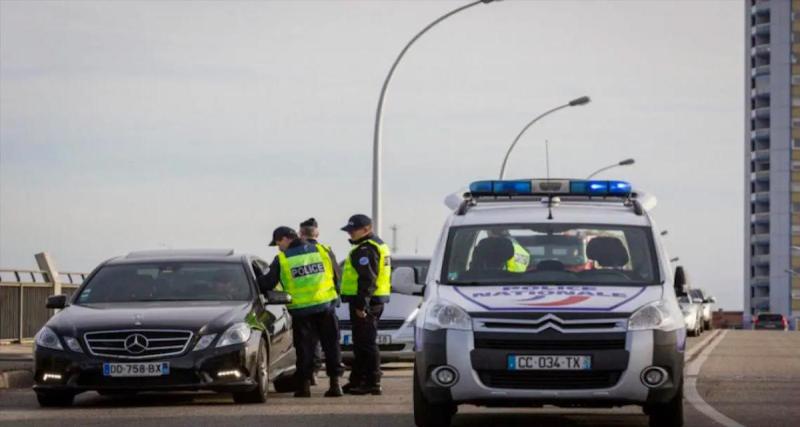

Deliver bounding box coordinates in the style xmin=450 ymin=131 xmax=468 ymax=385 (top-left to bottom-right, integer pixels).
xmin=392 ymin=267 xmax=425 ymax=296
xmin=265 ymin=291 xmax=292 ymax=305
xmin=673 ymin=266 xmax=689 ymax=297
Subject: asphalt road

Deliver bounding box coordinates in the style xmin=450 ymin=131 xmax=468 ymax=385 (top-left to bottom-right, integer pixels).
xmin=0 ymin=331 xmax=797 ymax=427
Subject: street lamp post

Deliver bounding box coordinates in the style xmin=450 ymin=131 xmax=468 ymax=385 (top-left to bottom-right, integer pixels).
xmin=372 ymin=0 xmax=500 ymax=235
xmin=586 ymin=158 xmax=636 ymax=179
xmin=498 ymin=96 xmax=591 ymax=179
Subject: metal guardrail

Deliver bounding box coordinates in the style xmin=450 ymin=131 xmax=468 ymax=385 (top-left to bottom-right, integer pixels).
xmin=0 ymin=267 xmax=85 ymax=343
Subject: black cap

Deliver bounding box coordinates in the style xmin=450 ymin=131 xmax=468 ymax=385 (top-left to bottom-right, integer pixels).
xmin=341 ymin=214 xmax=372 ymax=232
xmin=299 ymin=217 xmax=318 ymax=228
xmin=269 ymin=226 xmax=297 ymax=246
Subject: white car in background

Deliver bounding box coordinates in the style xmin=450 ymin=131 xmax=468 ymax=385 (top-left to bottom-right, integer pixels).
xmin=690 ymin=289 xmax=715 ymax=330
xmin=678 ymin=295 xmax=703 ymax=336
xmin=337 ymin=255 xmax=429 ymax=363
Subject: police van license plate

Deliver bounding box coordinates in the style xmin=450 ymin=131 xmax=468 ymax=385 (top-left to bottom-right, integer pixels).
xmin=103 ymin=362 xmax=170 ymax=377
xmin=341 ymin=335 xmax=391 ymax=345
xmin=507 ymin=355 xmax=591 ymax=371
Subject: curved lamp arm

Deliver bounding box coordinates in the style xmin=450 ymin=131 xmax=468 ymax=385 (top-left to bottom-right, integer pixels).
xmin=498 ymin=96 xmax=590 ymax=179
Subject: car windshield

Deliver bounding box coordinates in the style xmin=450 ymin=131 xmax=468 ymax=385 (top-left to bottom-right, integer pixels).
xmin=443 ymin=224 xmax=659 ymax=286
xmin=75 ymin=262 xmax=252 ymax=303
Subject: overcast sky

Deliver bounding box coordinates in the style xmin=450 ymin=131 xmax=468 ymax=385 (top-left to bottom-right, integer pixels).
xmin=0 ymin=0 xmax=744 ymax=309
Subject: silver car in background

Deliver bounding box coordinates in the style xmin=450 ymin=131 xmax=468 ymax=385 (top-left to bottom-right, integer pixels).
xmin=690 ymin=289 xmax=715 ymax=330
xmin=678 ymin=295 xmax=703 ymax=336
xmin=337 ymin=256 xmax=428 ymax=363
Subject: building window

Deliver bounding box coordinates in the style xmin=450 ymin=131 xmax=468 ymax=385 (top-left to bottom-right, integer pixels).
xmin=794 ymin=203 xmax=800 ymax=212
xmin=793 ymin=160 xmax=800 ymax=170
xmin=793 ymin=183 xmax=800 ymax=192
xmin=794 ymin=139 xmax=800 ymax=149
xmin=793 ymin=225 xmax=800 ymax=235
xmin=793 ymin=118 xmax=800 ymax=128
xmin=793 ymin=75 xmax=800 ymax=85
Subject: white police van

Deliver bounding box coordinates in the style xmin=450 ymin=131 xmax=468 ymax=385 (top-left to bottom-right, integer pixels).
xmin=414 ymin=179 xmax=686 ymax=427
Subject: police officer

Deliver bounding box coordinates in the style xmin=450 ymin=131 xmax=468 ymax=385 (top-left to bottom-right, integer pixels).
xmin=258 ymin=226 xmax=343 ymax=398
xmin=489 ymin=229 xmax=530 ymax=272
xmin=298 ymin=217 xmax=340 ymax=386
xmin=339 ymin=214 xmax=391 ymax=395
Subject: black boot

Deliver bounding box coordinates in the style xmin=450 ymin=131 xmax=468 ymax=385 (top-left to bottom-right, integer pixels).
xmin=324 ymin=376 xmax=343 ymax=397
xmin=342 ymin=380 xmax=360 ymax=394
xmin=349 ymin=383 xmax=382 ymax=396
xmin=294 ymin=380 xmax=311 ymax=398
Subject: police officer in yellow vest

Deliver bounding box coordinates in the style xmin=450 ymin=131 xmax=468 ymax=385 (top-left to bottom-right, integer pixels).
xmin=298 ymin=217 xmax=338 ymax=386
xmin=339 ymin=214 xmax=391 ymax=395
xmin=258 ymin=226 xmax=343 ymax=398
xmin=488 ymin=229 xmax=531 ymax=272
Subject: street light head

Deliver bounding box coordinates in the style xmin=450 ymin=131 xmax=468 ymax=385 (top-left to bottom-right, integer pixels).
xmin=619 ymin=158 xmax=635 ymax=166
xmin=568 ymin=96 xmax=591 ymax=106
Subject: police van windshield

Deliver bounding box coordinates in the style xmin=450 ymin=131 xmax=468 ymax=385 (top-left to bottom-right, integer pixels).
xmin=443 ymin=224 xmax=659 ymax=286
xmin=75 ymin=262 xmax=252 ymax=303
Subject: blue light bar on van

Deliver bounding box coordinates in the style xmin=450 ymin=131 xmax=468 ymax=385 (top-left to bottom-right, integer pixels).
xmin=468 ymin=179 xmax=632 ymax=197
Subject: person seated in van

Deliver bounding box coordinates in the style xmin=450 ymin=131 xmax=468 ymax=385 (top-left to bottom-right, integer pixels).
xmin=461 ymin=236 xmax=517 ymax=281
xmin=487 ymin=229 xmax=530 ymax=272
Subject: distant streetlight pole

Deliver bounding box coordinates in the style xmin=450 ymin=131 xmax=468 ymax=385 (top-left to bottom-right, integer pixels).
xmin=372 ymin=0 xmax=501 ymax=235
xmin=498 ymin=96 xmax=591 ymax=179
xmin=586 ymin=158 xmax=636 ymax=179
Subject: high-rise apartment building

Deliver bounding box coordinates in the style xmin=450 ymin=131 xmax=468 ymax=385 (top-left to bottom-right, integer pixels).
xmin=744 ymin=0 xmax=800 ymax=323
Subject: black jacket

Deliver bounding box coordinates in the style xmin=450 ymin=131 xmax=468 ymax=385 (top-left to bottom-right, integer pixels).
xmin=258 ymin=238 xmax=339 ymax=316
xmin=342 ymin=233 xmax=390 ymax=311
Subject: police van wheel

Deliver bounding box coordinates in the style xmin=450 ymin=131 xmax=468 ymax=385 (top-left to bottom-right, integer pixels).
xmin=413 ymin=369 xmax=455 ymax=427
xmin=233 ymin=340 xmax=269 ymax=404
xmin=647 ymin=382 xmax=684 ymax=427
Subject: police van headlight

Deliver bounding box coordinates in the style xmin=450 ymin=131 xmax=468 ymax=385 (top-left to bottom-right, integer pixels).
xmin=423 ymin=302 xmax=472 ymax=331
xmin=628 ymin=300 xmax=682 ymax=331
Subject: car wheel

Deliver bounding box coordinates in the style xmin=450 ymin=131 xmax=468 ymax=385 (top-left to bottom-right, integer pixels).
xmin=647 ymin=381 xmax=684 ymax=427
xmin=704 ymin=320 xmax=712 ymax=331
xmin=36 ymin=391 xmax=75 ymax=407
xmin=233 ymin=339 xmax=269 ymax=404
xmin=413 ymin=363 xmax=456 ymax=427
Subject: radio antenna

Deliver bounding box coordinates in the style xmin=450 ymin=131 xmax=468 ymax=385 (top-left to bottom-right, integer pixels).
xmin=545 ymin=139 xmax=554 ymax=220
xmin=545 ymin=139 xmax=551 ymax=181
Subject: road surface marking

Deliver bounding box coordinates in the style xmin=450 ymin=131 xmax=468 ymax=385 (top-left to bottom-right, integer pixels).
xmin=684 ymin=330 xmax=746 ymax=427
xmin=685 ymin=329 xmax=720 ymax=360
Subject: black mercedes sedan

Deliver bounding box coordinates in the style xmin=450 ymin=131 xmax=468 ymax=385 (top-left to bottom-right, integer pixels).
xmin=33 ymin=249 xmax=296 ymax=406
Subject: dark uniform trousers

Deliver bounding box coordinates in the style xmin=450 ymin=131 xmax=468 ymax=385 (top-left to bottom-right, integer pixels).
xmin=348 ymin=303 xmax=385 ymax=386
xmin=292 ymin=306 xmax=343 ymax=381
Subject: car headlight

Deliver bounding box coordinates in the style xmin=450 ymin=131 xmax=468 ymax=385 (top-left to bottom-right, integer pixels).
xmin=35 ymin=327 xmax=63 ymax=351
xmin=423 ymin=301 xmax=472 ymax=331
xmin=194 ymin=334 xmax=217 ymax=351
xmin=217 ymin=323 xmax=252 ymax=347
xmin=64 ymin=337 xmax=84 ymax=353
xmin=628 ymin=300 xmax=682 ymax=331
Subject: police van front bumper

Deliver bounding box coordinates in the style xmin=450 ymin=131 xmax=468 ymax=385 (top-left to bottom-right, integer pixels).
xmin=415 ymin=328 xmax=684 ymax=408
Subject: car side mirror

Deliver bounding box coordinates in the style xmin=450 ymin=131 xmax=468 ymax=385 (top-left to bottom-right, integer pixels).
xmin=705 ymin=296 xmax=716 ymax=304
xmin=264 ymin=291 xmax=292 ymax=305
xmin=673 ymin=266 xmax=688 ymax=297
xmin=46 ymin=294 xmax=67 ymax=309
xmin=392 ymin=266 xmax=425 ymax=296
